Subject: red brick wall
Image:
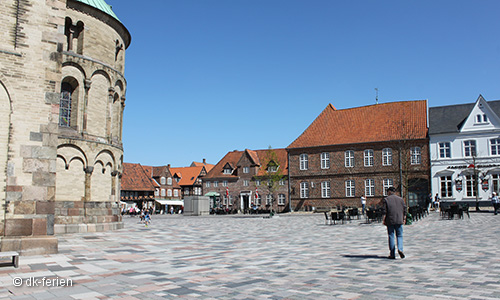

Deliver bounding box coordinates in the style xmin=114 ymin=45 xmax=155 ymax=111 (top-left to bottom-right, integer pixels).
xmin=288 ymin=140 xmax=430 ymax=210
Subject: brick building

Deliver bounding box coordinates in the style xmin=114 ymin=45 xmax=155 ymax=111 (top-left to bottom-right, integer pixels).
xmin=150 ymin=165 xmax=183 ymax=212
xmin=0 ymin=0 xmax=130 ymax=254
xmin=120 ymin=163 xmax=157 ymax=209
xmin=203 ymin=149 xmax=289 ymax=213
xmin=170 ymin=163 xmax=213 ymax=198
xmin=287 ymin=101 xmax=429 ymax=211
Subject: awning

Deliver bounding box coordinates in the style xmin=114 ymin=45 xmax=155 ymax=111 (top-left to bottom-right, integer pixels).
xmin=205 ymin=192 xmax=220 ymax=197
xmin=155 ymin=199 xmax=184 ymax=206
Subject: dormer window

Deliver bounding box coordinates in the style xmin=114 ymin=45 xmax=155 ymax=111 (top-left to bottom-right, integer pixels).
xmin=223 ymin=168 xmax=232 ymax=175
xmin=160 ymin=177 xmax=166 ymax=185
xmin=476 ymin=114 xmax=489 ymax=124
xmin=243 ymin=167 xmax=249 ymax=173
xmin=267 ymin=161 xmax=279 ymax=173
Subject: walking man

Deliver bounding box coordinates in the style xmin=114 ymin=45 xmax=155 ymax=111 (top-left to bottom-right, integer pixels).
xmin=382 ymin=187 xmax=406 ymax=259
xmin=491 ymin=192 xmax=499 ymax=215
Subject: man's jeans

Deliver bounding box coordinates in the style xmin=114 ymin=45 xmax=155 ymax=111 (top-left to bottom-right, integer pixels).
xmin=387 ymin=224 xmax=403 ymax=257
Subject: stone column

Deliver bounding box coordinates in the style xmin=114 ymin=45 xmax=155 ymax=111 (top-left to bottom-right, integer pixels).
xmin=106 ymin=87 xmax=114 ymax=140
xmin=82 ymin=79 xmax=91 ymax=133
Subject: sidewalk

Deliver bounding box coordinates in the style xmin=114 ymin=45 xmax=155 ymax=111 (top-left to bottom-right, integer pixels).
xmin=1 ymin=211 xmax=499 ymax=299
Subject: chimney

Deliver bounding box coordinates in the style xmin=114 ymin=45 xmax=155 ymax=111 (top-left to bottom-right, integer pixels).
xmin=203 ymin=158 xmax=206 ymax=164
xmin=167 ymin=164 xmax=170 ymax=169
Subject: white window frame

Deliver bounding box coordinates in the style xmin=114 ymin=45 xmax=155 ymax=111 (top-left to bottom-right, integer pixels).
xmin=243 ymin=167 xmax=249 ymax=173
xmin=167 ymin=177 xmax=172 ymax=185
xmin=440 ymin=176 xmax=452 ymax=198
xmin=223 ymin=168 xmax=232 ymax=175
xmin=214 ymin=181 xmax=218 ymax=187
xmin=161 ymin=189 xmax=166 ymax=197
xmin=278 ymin=194 xmax=285 ymax=205
xmin=383 ymin=178 xmax=393 ymax=196
xmin=299 ymin=154 xmax=309 ymax=170
xmin=243 ymin=180 xmax=249 ymax=186
xmin=266 ymin=194 xmax=273 ymax=205
xmin=255 ymin=180 xmax=261 ymax=186
xmin=300 ymin=182 xmax=309 ymax=198
xmin=255 ymin=194 xmax=261 ymax=205
xmin=279 ymin=179 xmax=285 ymax=186
xmin=345 ymin=150 xmax=354 ymax=167
xmin=491 ymin=138 xmax=500 ymax=156
xmin=321 ymin=152 xmax=330 ymax=169
xmin=222 ymin=180 xmax=228 ymax=187
xmin=206 ymin=181 xmax=210 ymax=188
xmin=465 ymin=175 xmax=476 ymax=197
xmin=345 ymin=180 xmax=355 ymax=197
xmin=365 ymin=179 xmax=375 ymax=197
xmin=155 ymin=189 xmax=159 ymax=196
xmin=411 ymin=147 xmax=422 ymax=164
xmin=321 ymin=181 xmax=331 ymax=198
xmin=160 ymin=177 xmax=166 ymax=185
xmin=364 ymin=149 xmax=374 ymax=167
xmin=464 ymin=140 xmax=476 ymax=157
xmin=167 ymin=189 xmax=172 ymax=197
xmin=492 ymin=174 xmax=500 ymax=194
xmin=439 ymin=142 xmax=451 ymax=158
xmin=382 ymin=148 xmax=392 ymax=166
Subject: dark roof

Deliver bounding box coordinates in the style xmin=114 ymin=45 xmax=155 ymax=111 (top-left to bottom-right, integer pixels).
xmin=429 ymin=99 xmax=500 ymax=135
xmin=121 ymin=163 xmax=157 ymax=191
xmin=288 ymin=101 xmax=428 ymax=149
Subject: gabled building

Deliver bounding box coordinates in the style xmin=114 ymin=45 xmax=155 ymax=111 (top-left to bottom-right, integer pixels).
xmin=170 ymin=165 xmax=210 ymax=198
xmin=429 ymin=95 xmax=500 ymax=207
xmin=203 ymin=148 xmax=289 ymax=213
xmin=151 ymin=165 xmax=183 ymax=212
xmin=287 ymin=101 xmax=429 ymax=211
xmin=121 ymin=163 xmax=157 ymax=209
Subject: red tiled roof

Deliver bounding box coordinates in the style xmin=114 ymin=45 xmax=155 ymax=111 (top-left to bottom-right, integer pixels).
xmin=287 ymin=101 xmax=428 ymax=149
xmin=191 ymin=161 xmax=215 ymax=172
xmin=121 ymin=163 xmax=157 ymax=191
xmin=170 ymin=166 xmax=205 ymax=186
xmin=204 ymin=148 xmax=288 ymax=179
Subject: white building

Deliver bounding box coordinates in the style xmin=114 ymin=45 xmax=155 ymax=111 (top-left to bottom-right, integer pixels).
xmin=429 ymin=95 xmax=500 ymax=208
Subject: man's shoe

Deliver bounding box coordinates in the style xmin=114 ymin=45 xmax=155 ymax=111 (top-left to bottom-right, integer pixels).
xmin=387 ymin=255 xmax=395 ymax=259
xmin=398 ymin=250 xmax=405 ymax=259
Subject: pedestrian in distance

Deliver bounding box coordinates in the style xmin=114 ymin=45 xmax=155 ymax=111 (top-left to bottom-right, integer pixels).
xmin=382 ymin=187 xmax=406 ymax=260
xmin=491 ymin=192 xmax=499 ymax=215
xmin=360 ymin=196 xmax=366 ymax=215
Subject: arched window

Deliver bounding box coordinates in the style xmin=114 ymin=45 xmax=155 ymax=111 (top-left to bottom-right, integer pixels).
xmin=59 ymin=80 xmax=79 ymax=128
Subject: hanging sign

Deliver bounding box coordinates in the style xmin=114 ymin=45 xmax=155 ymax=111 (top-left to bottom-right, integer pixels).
xmin=482 ymin=180 xmax=489 ymax=191
xmin=456 ymin=180 xmax=463 ymax=192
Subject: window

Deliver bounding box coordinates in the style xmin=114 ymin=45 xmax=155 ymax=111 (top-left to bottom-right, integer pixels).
xmin=243 ymin=167 xmax=249 ymax=173
xmin=167 ymin=189 xmax=172 ymax=197
xmin=266 ymin=195 xmax=273 ymax=205
xmin=174 ymin=189 xmax=179 ymax=197
xmin=321 ymin=181 xmax=331 ymax=198
xmin=255 ymin=194 xmax=261 ymax=205
xmin=464 ymin=140 xmax=476 ymax=157
xmin=161 ymin=189 xmax=165 ymax=197
xmin=345 ymin=151 xmax=354 ymax=167
xmin=59 ymin=82 xmax=74 ymax=127
xmin=223 ymin=168 xmax=232 ymax=174
xmin=364 ymin=150 xmax=374 ymax=167
xmin=491 ymin=139 xmax=500 ymax=155
xmin=321 ymin=152 xmax=330 ymax=169
xmin=477 ymin=114 xmax=482 ymax=123
xmin=484 ymin=114 xmax=488 ymax=122
xmin=155 ymin=189 xmax=159 ymax=196
xmin=268 ymin=165 xmax=278 ymax=173
xmin=365 ymin=179 xmax=374 ymax=197
xmin=206 ymin=181 xmax=210 ymax=188
xmin=222 ymin=180 xmax=228 ymax=187
xmin=465 ymin=175 xmax=476 ymax=197
xmin=439 ymin=142 xmax=451 ymax=158
xmin=299 ymin=154 xmax=308 ymax=170
xmin=243 ymin=180 xmax=249 ymax=186
xmin=411 ymin=147 xmax=422 ymax=164
xmin=440 ymin=176 xmax=452 ymax=198
xmin=255 ymin=180 xmax=261 ymax=186
xmin=345 ymin=180 xmax=355 ymax=197
xmin=167 ymin=177 xmax=172 ymax=185
xmin=476 ymin=114 xmax=488 ymax=123
xmin=383 ymin=179 xmax=393 ymax=196
xmin=382 ymin=148 xmax=392 ymax=166
xmin=279 ymin=179 xmax=285 ymax=185
xmin=278 ymin=194 xmax=285 ymax=205
xmin=300 ymin=182 xmax=309 ymax=198
xmin=160 ymin=177 xmax=166 ymax=185
xmin=492 ymin=174 xmax=500 ymax=194
xmin=214 ymin=181 xmax=218 ymax=187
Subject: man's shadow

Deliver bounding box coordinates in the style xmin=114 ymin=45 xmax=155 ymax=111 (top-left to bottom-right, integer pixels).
xmin=342 ymin=254 xmax=389 ymax=259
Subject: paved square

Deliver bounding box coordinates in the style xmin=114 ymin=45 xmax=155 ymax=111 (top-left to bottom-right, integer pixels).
xmin=1 ymin=211 xmax=499 ymax=299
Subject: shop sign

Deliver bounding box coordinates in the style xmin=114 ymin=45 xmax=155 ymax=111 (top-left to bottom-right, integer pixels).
xmin=456 ymin=180 xmax=463 ymax=192
xmin=482 ymin=180 xmax=489 ymax=191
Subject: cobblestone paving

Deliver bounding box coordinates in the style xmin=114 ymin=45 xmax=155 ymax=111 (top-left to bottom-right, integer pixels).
xmin=1 ymin=211 xmax=499 ymax=299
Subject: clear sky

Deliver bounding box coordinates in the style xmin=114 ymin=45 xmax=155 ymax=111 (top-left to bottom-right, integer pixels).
xmin=108 ymin=0 xmax=500 ymax=167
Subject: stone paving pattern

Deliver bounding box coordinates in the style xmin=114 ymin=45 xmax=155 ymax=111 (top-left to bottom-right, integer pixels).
xmin=1 ymin=211 xmax=499 ymax=299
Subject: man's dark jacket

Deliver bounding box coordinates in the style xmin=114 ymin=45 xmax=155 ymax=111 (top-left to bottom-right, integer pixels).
xmin=382 ymin=194 xmax=406 ymax=225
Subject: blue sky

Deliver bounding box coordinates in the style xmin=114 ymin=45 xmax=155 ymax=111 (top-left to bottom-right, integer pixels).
xmin=108 ymin=0 xmax=500 ymax=167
